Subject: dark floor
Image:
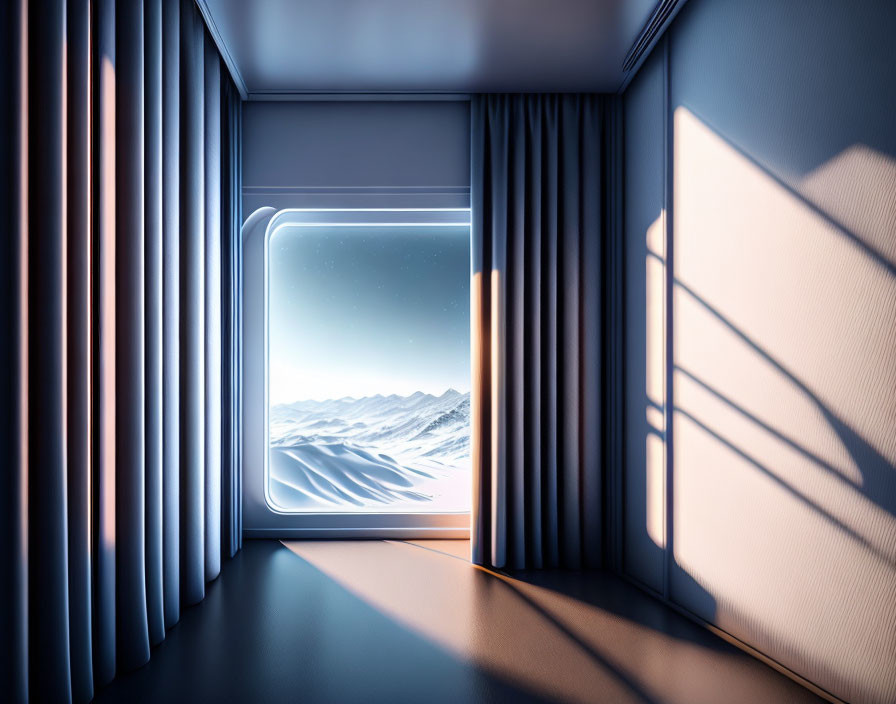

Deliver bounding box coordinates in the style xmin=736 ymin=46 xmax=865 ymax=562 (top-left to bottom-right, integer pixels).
xmin=95 ymin=540 xmax=823 ymax=704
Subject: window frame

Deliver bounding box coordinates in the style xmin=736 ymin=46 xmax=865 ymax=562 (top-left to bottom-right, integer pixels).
xmin=242 ymin=206 xmax=472 ymax=538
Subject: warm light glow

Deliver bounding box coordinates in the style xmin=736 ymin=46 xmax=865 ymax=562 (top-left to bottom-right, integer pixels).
xmin=672 ymin=106 xmax=896 ymax=698
xmin=282 ymin=540 xmax=811 ymax=704
xmin=489 ymin=268 xmax=505 ymax=556
xmin=470 ymin=270 xmax=486 ymax=550
xmin=645 ymin=212 xmax=666 ymax=549
xmin=645 ymin=433 xmax=665 ymax=549
xmin=100 ymin=54 xmax=116 ymax=551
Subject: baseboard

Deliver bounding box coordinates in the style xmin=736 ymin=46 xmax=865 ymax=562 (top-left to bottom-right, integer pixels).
xmin=616 ymin=572 xmax=845 ymax=704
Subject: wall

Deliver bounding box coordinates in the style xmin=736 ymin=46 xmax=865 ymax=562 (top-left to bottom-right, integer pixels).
xmin=241 ymin=99 xmax=470 ymax=214
xmin=623 ymin=44 xmax=667 ymax=594
xmin=623 ymin=1 xmax=896 ymax=702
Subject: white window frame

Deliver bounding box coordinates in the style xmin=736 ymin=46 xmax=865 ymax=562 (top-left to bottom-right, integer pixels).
xmin=242 ymin=206 xmax=472 ymax=538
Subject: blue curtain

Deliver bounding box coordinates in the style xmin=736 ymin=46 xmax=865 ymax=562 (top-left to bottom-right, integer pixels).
xmin=470 ymin=94 xmax=623 ymax=570
xmin=221 ymin=69 xmax=244 ymax=559
xmin=0 ymin=1 xmax=242 ymax=700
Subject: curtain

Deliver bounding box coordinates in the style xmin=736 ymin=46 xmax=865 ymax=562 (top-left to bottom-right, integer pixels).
xmin=221 ymin=66 xmax=244 ymax=559
xmin=0 ymin=1 xmax=243 ymax=701
xmin=470 ymin=94 xmax=623 ymax=571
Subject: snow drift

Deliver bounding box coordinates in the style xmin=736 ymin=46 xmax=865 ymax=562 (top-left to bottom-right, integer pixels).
xmin=269 ymin=389 xmax=470 ymax=512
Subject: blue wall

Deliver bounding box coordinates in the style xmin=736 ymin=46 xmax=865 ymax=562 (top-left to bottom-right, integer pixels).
xmin=241 ymin=100 xmax=470 ymax=214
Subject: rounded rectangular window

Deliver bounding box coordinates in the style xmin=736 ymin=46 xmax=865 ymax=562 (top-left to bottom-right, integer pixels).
xmin=266 ymin=210 xmax=471 ymax=514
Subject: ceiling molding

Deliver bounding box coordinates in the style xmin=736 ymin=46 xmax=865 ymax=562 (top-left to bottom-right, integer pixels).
xmin=195 ymin=0 xmax=249 ymax=99
xmin=245 ymin=91 xmax=472 ymax=102
xmin=616 ymin=0 xmax=690 ymax=94
xmin=242 ymin=186 xmax=471 ymax=195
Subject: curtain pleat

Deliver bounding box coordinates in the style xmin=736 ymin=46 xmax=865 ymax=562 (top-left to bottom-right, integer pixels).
xmin=489 ymin=98 xmax=508 ymax=568
xmin=144 ymin=0 xmax=166 ymax=648
xmin=179 ymin=0 xmax=206 ymax=606
xmin=115 ymin=0 xmax=151 ymax=671
xmin=524 ymin=98 xmax=544 ymax=568
xmin=221 ymin=76 xmax=243 ymax=558
xmin=471 ymin=94 xmax=610 ymax=570
xmin=204 ymin=35 xmax=223 ymax=582
xmin=580 ymin=97 xmax=604 ymax=568
xmin=162 ymin=0 xmax=182 ymax=629
xmin=603 ymin=99 xmax=626 ymax=572
xmin=1 ymin=0 xmax=243 ymax=699
xmin=27 ymin=1 xmax=72 ymax=699
xmin=559 ymin=97 xmax=582 ymax=567
xmin=93 ymin=0 xmax=118 ymax=687
xmin=67 ymin=0 xmax=95 ymax=700
xmin=0 ymin=0 xmax=28 ymax=700
xmin=470 ymin=97 xmax=490 ymax=567
xmin=508 ymin=97 xmax=526 ymax=566
xmin=544 ymin=98 xmax=561 ymax=568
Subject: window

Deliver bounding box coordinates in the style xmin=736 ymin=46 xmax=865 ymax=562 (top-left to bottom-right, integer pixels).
xmin=265 ymin=210 xmax=471 ymax=515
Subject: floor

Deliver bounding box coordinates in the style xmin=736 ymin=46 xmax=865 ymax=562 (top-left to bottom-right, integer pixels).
xmin=96 ymin=539 xmax=823 ymax=704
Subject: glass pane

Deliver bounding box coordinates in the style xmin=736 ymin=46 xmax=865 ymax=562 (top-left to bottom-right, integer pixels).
xmin=268 ymin=223 xmax=471 ymax=513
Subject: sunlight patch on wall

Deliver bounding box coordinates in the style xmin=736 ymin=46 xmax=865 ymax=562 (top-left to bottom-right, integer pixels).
xmin=799 ymin=144 xmax=896 ymax=268
xmin=645 ymin=212 xmax=666 ymax=549
xmin=671 ymin=105 xmax=896 ymax=704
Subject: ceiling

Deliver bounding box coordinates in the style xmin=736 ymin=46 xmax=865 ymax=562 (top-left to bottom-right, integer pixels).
xmin=198 ymin=0 xmax=665 ymax=98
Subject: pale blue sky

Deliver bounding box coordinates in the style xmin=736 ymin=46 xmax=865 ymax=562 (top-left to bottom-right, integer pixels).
xmin=269 ymin=224 xmax=470 ymax=403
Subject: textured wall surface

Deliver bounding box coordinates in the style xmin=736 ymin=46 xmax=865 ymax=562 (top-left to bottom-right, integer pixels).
xmin=623 ymin=1 xmax=896 ymax=702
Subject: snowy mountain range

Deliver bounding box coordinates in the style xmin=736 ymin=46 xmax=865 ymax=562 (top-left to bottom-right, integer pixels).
xmin=268 ymin=389 xmax=470 ymax=512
